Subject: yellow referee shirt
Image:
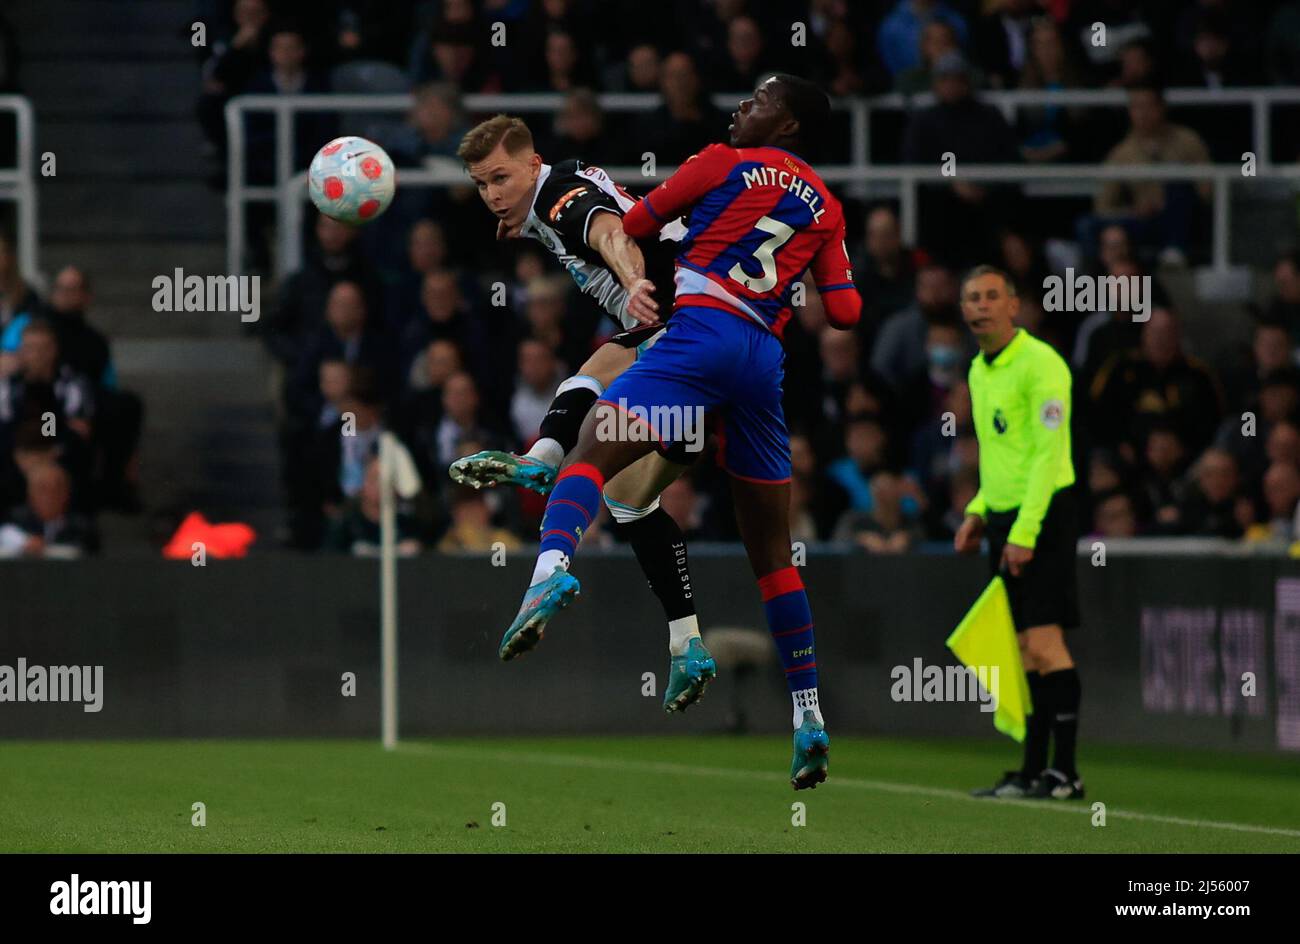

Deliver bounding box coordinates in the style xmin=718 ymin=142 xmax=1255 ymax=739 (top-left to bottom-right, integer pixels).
xmin=964 ymin=328 xmax=1075 ymax=548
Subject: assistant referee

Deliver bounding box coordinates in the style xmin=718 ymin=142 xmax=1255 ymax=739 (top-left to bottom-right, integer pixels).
xmin=954 ymin=265 xmax=1084 ymax=800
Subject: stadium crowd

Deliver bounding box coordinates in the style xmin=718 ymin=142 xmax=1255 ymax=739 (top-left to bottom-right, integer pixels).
xmin=0 ymin=235 xmax=144 ymax=557
xmin=186 ymin=0 xmax=1300 ymax=554
xmin=10 ymin=0 xmax=1288 ymax=557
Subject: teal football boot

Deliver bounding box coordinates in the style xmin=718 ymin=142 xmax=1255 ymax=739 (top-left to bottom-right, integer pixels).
xmin=790 ymin=710 xmax=830 ymax=790
xmin=498 ymin=567 xmax=580 ymax=661
xmin=663 ymin=637 xmax=717 ymax=713
xmin=450 ymin=450 xmax=557 ymax=495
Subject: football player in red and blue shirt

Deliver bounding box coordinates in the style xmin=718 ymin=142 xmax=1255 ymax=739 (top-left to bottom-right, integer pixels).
xmin=500 ymin=75 xmax=861 ymax=789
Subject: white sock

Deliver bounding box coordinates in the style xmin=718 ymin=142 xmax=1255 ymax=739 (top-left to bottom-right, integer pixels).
xmin=530 ymin=548 xmax=570 ymax=587
xmin=792 ymin=688 xmax=823 ymax=728
xmin=526 ymin=437 xmax=565 ymax=469
xmin=668 ymin=615 xmax=700 ymax=656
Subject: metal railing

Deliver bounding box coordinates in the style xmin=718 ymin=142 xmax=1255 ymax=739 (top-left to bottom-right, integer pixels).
xmin=275 ymin=160 xmax=1297 ymax=276
xmin=0 ymin=95 xmax=40 ymax=286
xmin=224 ymin=90 xmax=868 ymax=277
xmin=226 ymin=88 xmax=1300 ymax=280
xmin=871 ymin=86 xmax=1300 ymax=163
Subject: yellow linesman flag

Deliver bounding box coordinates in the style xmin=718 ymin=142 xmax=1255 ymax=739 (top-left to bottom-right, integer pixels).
xmin=945 ymin=576 xmax=1033 ymax=742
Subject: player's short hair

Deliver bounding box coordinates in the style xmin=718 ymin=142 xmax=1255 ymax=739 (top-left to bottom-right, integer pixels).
xmin=457 ymin=114 xmax=534 ymax=165
xmin=960 ymin=264 xmax=1018 ymax=297
xmin=768 ymin=74 xmax=830 ymax=151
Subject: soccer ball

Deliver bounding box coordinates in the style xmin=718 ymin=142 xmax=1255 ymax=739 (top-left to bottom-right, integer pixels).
xmin=308 ymin=136 xmax=396 ymax=225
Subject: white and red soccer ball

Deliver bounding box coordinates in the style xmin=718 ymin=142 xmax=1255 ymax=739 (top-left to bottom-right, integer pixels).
xmin=308 ymin=136 xmax=396 ymax=225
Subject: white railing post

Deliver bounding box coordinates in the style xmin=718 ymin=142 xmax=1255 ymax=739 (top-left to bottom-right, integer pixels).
xmin=1253 ymin=97 xmax=1269 ymax=171
xmin=280 ymin=173 xmax=308 ymax=281
xmin=899 ymin=171 xmax=917 ymax=247
xmin=275 ymin=101 xmax=294 ymax=197
xmin=379 ymin=433 xmax=398 ymax=752
xmin=225 ymin=97 xmax=245 ymax=277
xmin=1213 ymin=175 xmax=1231 ymax=272
xmin=849 ymin=98 xmax=869 ymax=200
xmin=14 ymin=97 xmax=37 ymax=286
xmin=0 ymin=96 xmax=40 ymax=286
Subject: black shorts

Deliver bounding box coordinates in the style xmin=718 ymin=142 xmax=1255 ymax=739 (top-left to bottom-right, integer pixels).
xmin=984 ymin=486 xmax=1081 ymax=631
xmin=605 ymin=322 xmax=666 ymax=350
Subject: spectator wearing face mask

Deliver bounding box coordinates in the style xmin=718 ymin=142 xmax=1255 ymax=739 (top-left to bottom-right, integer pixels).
xmin=872 ymin=264 xmax=965 ymax=391
xmin=900 ymin=318 xmax=967 ymax=432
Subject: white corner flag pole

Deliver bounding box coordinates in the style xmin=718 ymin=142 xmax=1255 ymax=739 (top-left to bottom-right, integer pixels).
xmin=378 ymin=433 xmax=423 ymax=752
xmin=379 ymin=433 xmax=399 ymax=751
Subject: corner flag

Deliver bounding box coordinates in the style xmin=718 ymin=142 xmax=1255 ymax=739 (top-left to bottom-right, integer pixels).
xmin=945 ymin=576 xmax=1032 ymax=742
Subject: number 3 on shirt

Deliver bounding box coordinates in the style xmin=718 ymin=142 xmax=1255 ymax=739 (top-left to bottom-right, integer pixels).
xmin=728 ymin=215 xmax=794 ymax=292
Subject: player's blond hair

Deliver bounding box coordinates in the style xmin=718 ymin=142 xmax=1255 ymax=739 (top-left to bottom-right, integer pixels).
xmin=457 ymin=114 xmax=534 ymax=164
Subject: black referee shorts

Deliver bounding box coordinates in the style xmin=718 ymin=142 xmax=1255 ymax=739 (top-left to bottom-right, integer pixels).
xmin=984 ymin=486 xmax=1081 ymax=632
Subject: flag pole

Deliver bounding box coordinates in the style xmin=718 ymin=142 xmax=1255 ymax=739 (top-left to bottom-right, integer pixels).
xmin=379 ymin=433 xmax=398 ymax=751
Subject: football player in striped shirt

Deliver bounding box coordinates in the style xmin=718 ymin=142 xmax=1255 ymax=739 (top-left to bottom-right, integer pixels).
xmin=500 ymin=76 xmax=861 ymax=788
xmin=454 ymin=115 xmax=716 ymax=713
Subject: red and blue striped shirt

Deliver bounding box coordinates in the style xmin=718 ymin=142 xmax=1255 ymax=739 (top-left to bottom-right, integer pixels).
xmin=624 ymin=143 xmax=860 ymax=337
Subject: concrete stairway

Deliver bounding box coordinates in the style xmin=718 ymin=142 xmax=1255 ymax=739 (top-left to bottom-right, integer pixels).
xmin=11 ymin=0 xmax=284 ymax=549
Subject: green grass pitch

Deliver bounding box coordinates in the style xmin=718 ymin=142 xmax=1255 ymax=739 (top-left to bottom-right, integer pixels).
xmin=2 ymin=736 xmax=1297 ymax=852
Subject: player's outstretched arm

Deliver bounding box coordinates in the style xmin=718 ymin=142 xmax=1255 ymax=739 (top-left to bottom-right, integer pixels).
xmin=810 ymin=227 xmax=861 ymax=330
xmin=586 ymin=211 xmax=658 ymax=324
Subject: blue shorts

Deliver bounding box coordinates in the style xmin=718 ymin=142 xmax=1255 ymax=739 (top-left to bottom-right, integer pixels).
xmin=596 ymin=306 xmax=791 ymax=483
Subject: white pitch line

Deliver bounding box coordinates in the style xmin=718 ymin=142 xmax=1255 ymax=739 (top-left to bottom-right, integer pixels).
xmin=395 ymin=742 xmax=1300 ymax=840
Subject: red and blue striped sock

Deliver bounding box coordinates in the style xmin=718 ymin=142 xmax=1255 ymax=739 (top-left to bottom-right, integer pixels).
xmin=531 ymin=463 xmax=605 ymax=586
xmin=758 ymin=566 xmax=822 ymax=727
